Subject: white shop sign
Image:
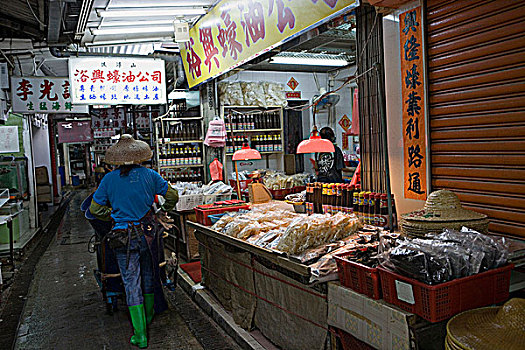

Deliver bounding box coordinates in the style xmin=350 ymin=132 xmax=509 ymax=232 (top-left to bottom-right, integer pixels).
xmin=10 ymin=77 xmax=89 ymax=114
xmin=68 ymin=57 xmax=167 ymax=105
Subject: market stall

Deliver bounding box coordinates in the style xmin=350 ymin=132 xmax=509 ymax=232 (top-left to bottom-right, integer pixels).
xmin=187 ymin=186 xmax=517 ymax=350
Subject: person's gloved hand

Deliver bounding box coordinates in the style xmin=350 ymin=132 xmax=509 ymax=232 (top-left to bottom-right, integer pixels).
xmin=157 ymin=211 xmax=174 ymax=230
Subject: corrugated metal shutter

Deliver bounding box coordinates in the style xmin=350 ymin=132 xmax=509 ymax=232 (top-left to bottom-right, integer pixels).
xmin=425 ymin=0 xmax=525 ymax=238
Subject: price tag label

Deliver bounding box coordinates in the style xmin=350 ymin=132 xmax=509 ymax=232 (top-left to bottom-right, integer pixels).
xmin=395 ymin=280 xmax=415 ymax=304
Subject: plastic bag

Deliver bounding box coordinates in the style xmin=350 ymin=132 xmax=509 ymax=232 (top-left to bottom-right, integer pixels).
xmin=204 ymin=118 xmax=226 ymax=147
xmin=378 ymin=227 xmax=510 ymax=284
xmin=209 ymin=158 xmax=224 ymax=181
xmin=228 ymin=82 xmax=244 ymax=105
xmin=263 ymin=82 xmax=287 ymax=107
xmin=242 ymin=82 xmax=266 ymax=108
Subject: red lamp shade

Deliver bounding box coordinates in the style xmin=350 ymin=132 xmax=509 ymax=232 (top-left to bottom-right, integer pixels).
xmin=232 ymin=144 xmax=261 ymax=161
xmin=296 ymin=127 xmax=335 ymax=154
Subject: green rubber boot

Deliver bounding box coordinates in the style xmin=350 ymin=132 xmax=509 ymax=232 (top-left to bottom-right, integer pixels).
xmin=144 ymin=293 xmax=155 ymax=325
xmin=129 ymin=304 xmax=148 ymax=348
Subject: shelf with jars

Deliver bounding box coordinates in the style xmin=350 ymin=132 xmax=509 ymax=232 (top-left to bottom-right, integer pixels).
xmin=155 ymin=100 xmax=205 ymax=183
xmin=220 ymin=105 xmax=285 ymax=181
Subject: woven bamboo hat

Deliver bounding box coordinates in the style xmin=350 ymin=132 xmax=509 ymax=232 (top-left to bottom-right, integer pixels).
xmin=105 ymin=134 xmax=152 ymax=165
xmin=400 ymin=190 xmax=489 ymax=236
xmin=446 ymin=298 xmax=525 ymax=350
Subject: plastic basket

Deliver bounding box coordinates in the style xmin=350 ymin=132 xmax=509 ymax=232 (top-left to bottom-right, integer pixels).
xmin=334 ymin=253 xmax=381 ymax=300
xmin=208 ymin=213 xmax=226 ymax=225
xmin=194 ymin=201 xmax=250 ymax=226
xmin=175 ymin=194 xmax=204 ymax=211
xmin=229 ymin=179 xmax=253 ymax=191
xmin=378 ymin=264 xmax=514 ymax=323
xmin=203 ymin=191 xmax=232 ymax=204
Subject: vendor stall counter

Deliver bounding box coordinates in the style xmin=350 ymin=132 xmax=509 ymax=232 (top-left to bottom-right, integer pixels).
xmin=189 ymin=221 xmax=448 ymax=350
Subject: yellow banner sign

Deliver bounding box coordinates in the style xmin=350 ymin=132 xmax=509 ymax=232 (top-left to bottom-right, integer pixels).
xmin=400 ymin=7 xmax=427 ymax=200
xmin=180 ymin=0 xmax=358 ymax=88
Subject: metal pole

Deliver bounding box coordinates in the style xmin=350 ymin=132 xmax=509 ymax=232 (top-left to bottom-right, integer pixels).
xmin=8 ymin=219 xmax=14 ymax=267
xmin=375 ymin=62 xmax=393 ymax=231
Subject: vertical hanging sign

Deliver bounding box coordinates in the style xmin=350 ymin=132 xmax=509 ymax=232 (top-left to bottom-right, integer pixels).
xmin=400 ymin=7 xmax=427 ymax=200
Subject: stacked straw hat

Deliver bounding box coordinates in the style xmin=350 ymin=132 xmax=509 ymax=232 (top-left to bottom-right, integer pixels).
xmin=445 ymin=298 xmax=525 ymax=350
xmin=400 ymin=190 xmax=489 ymax=237
xmin=105 ymin=134 xmax=153 ymax=165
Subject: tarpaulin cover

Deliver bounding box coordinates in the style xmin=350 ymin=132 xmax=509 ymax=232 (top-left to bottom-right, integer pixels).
xmin=253 ymin=260 xmax=328 ymax=350
xmin=198 ymin=234 xmax=256 ymax=329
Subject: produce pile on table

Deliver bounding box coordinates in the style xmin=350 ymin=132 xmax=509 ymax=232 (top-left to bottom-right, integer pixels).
xmin=233 ymin=170 xmax=312 ymax=190
xmin=211 ymin=203 xmax=390 ymax=279
xmin=172 ymin=181 xmax=233 ymax=195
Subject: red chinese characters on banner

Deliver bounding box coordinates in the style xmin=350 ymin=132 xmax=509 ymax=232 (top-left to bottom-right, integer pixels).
xmin=62 ymin=81 xmax=71 ymax=99
xmin=39 ymin=80 xmax=58 ymax=101
xmin=185 ymin=38 xmax=203 ymax=79
xmin=311 ymin=0 xmax=338 ymax=8
xmin=16 ymin=79 xmax=33 ymax=101
xmin=239 ymin=0 xmax=265 ymax=47
xmin=74 ymin=69 xmax=89 ymax=82
xmin=217 ymin=10 xmax=243 ymax=60
xmin=269 ymin=0 xmax=295 ymax=33
xmin=199 ymin=27 xmax=220 ymax=72
xmin=107 ymin=70 xmax=120 ymax=83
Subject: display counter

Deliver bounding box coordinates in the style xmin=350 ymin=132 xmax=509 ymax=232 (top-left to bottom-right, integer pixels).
xmin=189 ymin=221 xmax=329 ymax=350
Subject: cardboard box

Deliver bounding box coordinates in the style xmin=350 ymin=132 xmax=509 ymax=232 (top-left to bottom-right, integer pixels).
xmin=37 ymin=184 xmax=52 ymax=195
xmin=327 ymin=281 xmax=417 ymax=350
xmin=35 ymin=166 xmax=50 ymax=185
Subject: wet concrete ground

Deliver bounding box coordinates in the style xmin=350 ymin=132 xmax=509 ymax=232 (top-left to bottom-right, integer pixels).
xmin=13 ymin=191 xmax=240 ymax=350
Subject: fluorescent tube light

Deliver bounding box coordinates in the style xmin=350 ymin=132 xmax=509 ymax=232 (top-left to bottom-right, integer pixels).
xmin=92 ymin=26 xmax=173 ymax=35
xmin=90 ymin=19 xmax=174 ymax=27
xmin=108 ymin=0 xmax=213 ymax=7
xmin=270 ymin=56 xmax=348 ymax=67
xmin=97 ymin=7 xmax=206 ymax=18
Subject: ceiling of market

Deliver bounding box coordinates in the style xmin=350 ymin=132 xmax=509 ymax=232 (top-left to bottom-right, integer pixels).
xmin=1 ymin=0 xmax=357 ymax=86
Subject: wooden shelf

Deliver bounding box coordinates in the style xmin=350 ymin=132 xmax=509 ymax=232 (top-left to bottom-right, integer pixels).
xmin=160 ymin=164 xmax=204 ymax=169
xmin=224 ymin=105 xmax=283 ymax=109
xmin=228 ymin=128 xmax=282 ymax=133
xmin=157 ymin=140 xmax=203 ymax=144
xmin=161 ymin=117 xmax=203 ymax=121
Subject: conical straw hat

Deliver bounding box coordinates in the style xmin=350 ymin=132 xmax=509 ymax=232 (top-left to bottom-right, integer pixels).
xmin=446 ymin=298 xmax=525 ymax=350
xmin=402 ymin=190 xmax=487 ymax=222
xmin=105 ymin=134 xmax=152 ymax=165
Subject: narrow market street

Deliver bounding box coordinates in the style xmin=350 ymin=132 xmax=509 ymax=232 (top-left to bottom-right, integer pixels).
xmin=12 ymin=190 xmax=240 ymax=350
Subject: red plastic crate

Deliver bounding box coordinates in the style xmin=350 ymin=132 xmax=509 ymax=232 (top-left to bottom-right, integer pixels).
xmin=194 ymin=202 xmax=250 ymax=226
xmin=334 ymin=252 xmax=381 ymax=300
xmin=378 ymin=264 xmax=514 ymax=322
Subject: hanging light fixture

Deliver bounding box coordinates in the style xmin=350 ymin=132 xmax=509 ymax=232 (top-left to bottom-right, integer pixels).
xmin=232 ymin=141 xmax=261 ymax=200
xmin=296 ymin=107 xmax=335 ymax=154
xmin=232 ymin=142 xmax=261 ymax=161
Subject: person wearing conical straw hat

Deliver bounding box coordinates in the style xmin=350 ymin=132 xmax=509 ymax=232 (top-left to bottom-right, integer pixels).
xmin=89 ymin=135 xmax=178 ymax=348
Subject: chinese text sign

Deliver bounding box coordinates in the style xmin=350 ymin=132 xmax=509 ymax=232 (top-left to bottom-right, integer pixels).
xmin=180 ymin=0 xmax=358 ymax=88
xmin=400 ymin=7 xmax=427 ymax=200
xmin=91 ymin=107 xmax=126 ymax=130
xmin=68 ymin=57 xmax=167 ymax=105
xmin=10 ymin=77 xmax=89 ymax=114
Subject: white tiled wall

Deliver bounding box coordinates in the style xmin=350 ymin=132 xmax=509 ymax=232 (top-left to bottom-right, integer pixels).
xmin=222 ymin=68 xmax=357 ymax=174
